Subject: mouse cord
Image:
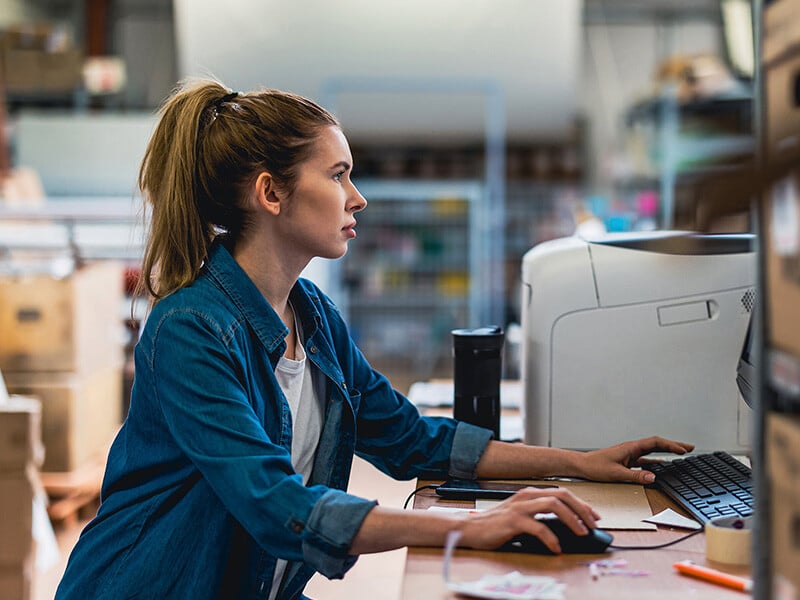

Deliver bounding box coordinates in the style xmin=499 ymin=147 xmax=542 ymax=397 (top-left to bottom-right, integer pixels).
xmin=403 ymin=484 xmax=439 ymax=509
xmin=609 ymin=528 xmax=703 ymax=550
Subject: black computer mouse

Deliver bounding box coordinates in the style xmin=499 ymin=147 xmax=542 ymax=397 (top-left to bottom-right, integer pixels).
xmin=496 ymin=518 xmax=614 ymax=555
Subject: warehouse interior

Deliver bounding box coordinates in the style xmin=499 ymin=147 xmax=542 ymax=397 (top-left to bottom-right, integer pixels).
xmin=2 ymin=1 xmax=797 ymax=599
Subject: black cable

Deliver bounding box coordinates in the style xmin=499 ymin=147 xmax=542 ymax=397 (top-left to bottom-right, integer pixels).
xmin=403 ymin=484 xmax=439 ymax=509
xmin=609 ymin=528 xmax=703 ymax=550
xmin=402 ymin=483 xmax=703 ymax=551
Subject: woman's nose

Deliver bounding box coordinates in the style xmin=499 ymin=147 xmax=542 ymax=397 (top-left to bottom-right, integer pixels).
xmin=350 ymin=183 xmax=367 ymax=212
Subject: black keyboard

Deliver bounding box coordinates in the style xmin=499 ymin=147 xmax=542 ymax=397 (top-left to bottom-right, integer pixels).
xmin=643 ymin=451 xmax=754 ymax=524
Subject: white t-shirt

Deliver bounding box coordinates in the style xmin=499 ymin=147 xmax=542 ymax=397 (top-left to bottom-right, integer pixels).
xmin=269 ymin=316 xmax=324 ymax=600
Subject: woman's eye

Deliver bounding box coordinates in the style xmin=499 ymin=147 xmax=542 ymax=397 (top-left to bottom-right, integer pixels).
xmin=333 ymin=171 xmax=345 ymax=182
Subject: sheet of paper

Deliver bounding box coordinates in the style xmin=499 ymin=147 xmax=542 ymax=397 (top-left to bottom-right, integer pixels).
xmin=643 ymin=508 xmax=702 ymax=530
xmin=476 ymin=481 xmax=657 ymax=531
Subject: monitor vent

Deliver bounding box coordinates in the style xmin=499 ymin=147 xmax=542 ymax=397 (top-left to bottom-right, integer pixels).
xmin=740 ymin=288 xmax=755 ymax=313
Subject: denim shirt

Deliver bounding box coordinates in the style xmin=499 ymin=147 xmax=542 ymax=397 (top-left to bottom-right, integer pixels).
xmin=55 ymin=241 xmax=492 ymax=600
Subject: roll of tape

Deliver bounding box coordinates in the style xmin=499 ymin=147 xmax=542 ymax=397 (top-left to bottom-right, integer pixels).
xmin=705 ymin=515 xmax=752 ymax=566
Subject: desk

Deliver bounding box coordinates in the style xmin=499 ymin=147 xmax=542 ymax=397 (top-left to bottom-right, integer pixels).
xmin=401 ymin=484 xmax=751 ymax=599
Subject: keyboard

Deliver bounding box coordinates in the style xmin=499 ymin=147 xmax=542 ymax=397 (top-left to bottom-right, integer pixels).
xmin=643 ymin=451 xmax=754 ymax=524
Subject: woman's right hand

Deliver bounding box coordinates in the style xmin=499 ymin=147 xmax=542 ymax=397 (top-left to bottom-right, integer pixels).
xmin=455 ymin=487 xmax=600 ymax=554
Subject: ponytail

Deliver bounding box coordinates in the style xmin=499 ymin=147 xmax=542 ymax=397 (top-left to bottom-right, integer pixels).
xmin=137 ymin=78 xmax=338 ymax=302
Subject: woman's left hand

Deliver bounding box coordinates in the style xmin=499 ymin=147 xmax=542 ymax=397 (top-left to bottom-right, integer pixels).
xmin=576 ymin=436 xmax=695 ymax=484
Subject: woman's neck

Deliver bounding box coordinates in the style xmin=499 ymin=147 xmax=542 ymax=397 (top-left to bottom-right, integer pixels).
xmin=232 ymin=235 xmax=306 ymax=359
xmin=233 ymin=232 xmax=305 ymax=302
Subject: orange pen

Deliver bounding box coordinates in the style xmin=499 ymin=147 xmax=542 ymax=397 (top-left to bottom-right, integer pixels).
xmin=673 ymin=560 xmax=752 ymax=593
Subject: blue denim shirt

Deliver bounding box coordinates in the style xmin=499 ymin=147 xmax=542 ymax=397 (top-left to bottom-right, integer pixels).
xmin=55 ymin=241 xmax=492 ymax=600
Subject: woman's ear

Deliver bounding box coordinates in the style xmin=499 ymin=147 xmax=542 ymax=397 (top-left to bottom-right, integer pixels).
xmin=255 ymin=172 xmax=283 ymax=216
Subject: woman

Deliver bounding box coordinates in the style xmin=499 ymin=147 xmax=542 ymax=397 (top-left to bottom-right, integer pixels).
xmin=56 ymin=79 xmax=693 ymax=600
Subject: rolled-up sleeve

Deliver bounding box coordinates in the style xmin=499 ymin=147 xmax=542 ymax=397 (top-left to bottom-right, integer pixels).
xmin=448 ymin=421 xmax=494 ymax=479
xmin=302 ymin=490 xmax=377 ymax=579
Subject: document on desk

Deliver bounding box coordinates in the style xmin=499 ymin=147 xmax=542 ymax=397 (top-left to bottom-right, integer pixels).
xmin=476 ymin=481 xmax=657 ymax=531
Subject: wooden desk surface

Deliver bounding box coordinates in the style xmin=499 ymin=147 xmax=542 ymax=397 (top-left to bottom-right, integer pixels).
xmin=402 ymin=484 xmax=751 ymax=599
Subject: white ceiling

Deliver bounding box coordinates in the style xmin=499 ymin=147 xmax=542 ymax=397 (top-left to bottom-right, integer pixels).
xmin=173 ymin=0 xmax=582 ymax=143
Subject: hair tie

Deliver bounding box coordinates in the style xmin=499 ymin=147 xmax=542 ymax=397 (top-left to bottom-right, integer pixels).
xmin=218 ymin=91 xmax=239 ymax=104
xmin=211 ymin=91 xmax=239 ymax=117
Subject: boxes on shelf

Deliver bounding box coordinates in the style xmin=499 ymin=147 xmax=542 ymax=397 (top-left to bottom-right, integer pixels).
xmin=763 ymin=0 xmax=800 ymax=67
xmin=766 ymin=412 xmax=800 ymax=595
xmin=4 ymin=365 xmax=122 ymax=472
xmin=0 ymin=22 xmax=83 ymax=95
xmin=0 ymin=469 xmax=36 ymax=564
xmin=765 ymin=173 xmax=800 ymax=358
xmin=0 ymin=395 xmax=44 ymax=472
xmin=764 ymin=49 xmax=800 ymax=166
xmin=0 ymin=396 xmax=41 ymax=600
xmin=0 ymin=261 xmax=125 ymax=374
xmin=0 ymin=557 xmax=33 ymax=600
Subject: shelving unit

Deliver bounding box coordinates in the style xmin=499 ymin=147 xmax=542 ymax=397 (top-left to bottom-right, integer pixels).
xmin=0 ymin=198 xmax=145 ymax=264
xmin=339 ymin=180 xmax=486 ymax=384
xmin=754 ymin=1 xmax=800 ymax=597
xmin=623 ymin=86 xmax=755 ymax=228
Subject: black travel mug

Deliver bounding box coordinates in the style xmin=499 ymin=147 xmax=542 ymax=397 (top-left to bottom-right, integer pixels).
xmin=452 ymin=326 xmax=504 ymax=439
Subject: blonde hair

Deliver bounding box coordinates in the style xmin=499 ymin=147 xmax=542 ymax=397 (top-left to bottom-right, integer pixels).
xmin=138 ymin=78 xmax=338 ymax=301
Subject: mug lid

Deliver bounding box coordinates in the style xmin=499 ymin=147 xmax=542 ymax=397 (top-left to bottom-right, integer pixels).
xmin=452 ymin=326 xmax=503 ymax=337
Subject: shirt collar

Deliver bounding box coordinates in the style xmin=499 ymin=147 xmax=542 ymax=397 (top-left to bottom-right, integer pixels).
xmin=203 ymin=239 xmax=322 ymax=353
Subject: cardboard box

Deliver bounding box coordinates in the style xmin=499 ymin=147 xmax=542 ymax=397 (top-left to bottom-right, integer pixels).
xmin=38 ymin=48 xmax=83 ymax=93
xmin=0 ymin=396 xmax=43 ymax=472
xmin=4 ymin=366 xmax=122 ymax=472
xmin=0 ymin=558 xmax=32 ymax=600
xmin=0 ymin=472 xmax=34 ymax=564
xmin=0 ymin=23 xmax=83 ymax=95
xmin=765 ymin=173 xmax=800 ymax=359
xmin=764 ymin=50 xmax=800 ymax=166
xmin=0 ymin=48 xmax=40 ymax=93
xmin=764 ymin=0 xmax=800 ymax=67
xmin=0 ymin=23 xmax=56 ymax=52
xmin=766 ymin=413 xmax=800 ymax=595
xmin=0 ymin=261 xmax=124 ymax=373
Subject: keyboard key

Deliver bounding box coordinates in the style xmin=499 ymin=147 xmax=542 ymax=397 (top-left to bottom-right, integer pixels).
xmin=643 ymin=451 xmax=753 ymax=525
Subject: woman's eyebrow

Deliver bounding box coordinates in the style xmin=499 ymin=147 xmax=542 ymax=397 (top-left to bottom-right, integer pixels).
xmin=329 ymin=161 xmax=351 ymax=171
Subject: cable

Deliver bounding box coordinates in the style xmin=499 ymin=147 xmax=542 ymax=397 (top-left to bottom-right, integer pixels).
xmin=403 ymin=484 xmax=439 ymax=510
xmin=609 ymin=528 xmax=703 ymax=550
xmin=403 ymin=483 xmax=704 ymax=551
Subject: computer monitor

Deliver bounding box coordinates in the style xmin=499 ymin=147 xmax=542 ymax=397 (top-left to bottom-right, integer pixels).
xmin=519 ymin=231 xmax=756 ymax=453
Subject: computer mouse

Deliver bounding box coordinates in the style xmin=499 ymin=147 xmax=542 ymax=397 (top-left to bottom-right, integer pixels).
xmin=496 ymin=518 xmax=614 ymax=555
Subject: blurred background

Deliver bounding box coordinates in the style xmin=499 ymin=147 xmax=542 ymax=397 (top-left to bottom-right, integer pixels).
xmin=0 ymin=1 xmax=760 ymax=598
xmin=0 ymin=0 xmax=756 ymax=389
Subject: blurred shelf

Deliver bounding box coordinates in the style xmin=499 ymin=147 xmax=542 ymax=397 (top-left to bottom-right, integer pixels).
xmin=0 ymin=197 xmax=146 ymax=263
xmin=349 ymin=296 xmax=468 ymax=309
xmin=622 ymin=87 xmax=755 ymax=228
xmin=341 ymin=179 xmax=487 ymax=381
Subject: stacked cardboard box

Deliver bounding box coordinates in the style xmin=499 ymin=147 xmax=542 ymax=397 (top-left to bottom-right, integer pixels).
xmin=762 ymin=1 xmax=800 ymax=596
xmin=766 ymin=413 xmax=800 ymax=595
xmin=0 ymin=23 xmax=83 ymax=95
xmin=0 ymin=395 xmax=44 ymax=600
xmin=0 ymin=261 xmax=124 ymax=472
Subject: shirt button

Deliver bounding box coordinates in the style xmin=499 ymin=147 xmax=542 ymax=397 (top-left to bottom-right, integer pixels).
xmin=291 ymin=521 xmax=304 ymax=533
xmin=309 ymin=346 xmax=318 ymax=354
xmin=342 ymin=382 xmax=347 ymax=390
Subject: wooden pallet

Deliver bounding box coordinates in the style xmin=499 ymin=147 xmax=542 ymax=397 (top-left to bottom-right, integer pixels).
xmin=39 ymin=454 xmax=106 ymax=528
